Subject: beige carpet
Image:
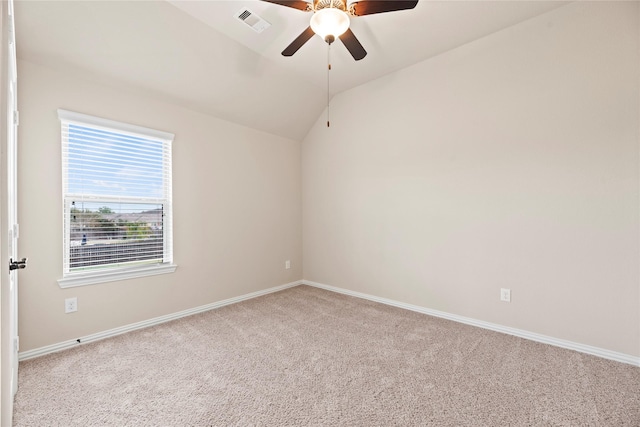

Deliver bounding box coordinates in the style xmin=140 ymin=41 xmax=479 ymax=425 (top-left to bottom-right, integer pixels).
xmin=13 ymin=285 xmax=640 ymax=426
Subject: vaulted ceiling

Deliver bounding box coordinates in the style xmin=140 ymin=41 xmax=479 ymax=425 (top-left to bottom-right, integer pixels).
xmin=15 ymin=1 xmax=567 ymax=141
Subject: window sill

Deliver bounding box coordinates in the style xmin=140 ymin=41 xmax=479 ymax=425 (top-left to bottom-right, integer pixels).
xmin=57 ymin=263 xmax=177 ymax=288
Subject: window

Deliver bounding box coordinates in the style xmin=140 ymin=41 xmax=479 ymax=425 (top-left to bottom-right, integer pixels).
xmin=57 ymin=110 xmax=176 ymax=288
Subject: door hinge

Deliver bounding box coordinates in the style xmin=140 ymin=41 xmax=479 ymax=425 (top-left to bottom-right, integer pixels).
xmin=14 ymin=337 xmax=19 ymax=353
xmin=13 ymin=110 xmax=19 ymax=126
xmin=12 ymin=224 xmax=19 ymax=239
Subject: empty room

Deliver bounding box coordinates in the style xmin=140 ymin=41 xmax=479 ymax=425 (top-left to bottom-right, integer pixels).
xmin=0 ymin=0 xmax=638 ymax=425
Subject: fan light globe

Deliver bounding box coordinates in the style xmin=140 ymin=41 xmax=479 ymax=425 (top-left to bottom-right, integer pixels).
xmin=310 ymin=8 xmax=350 ymax=43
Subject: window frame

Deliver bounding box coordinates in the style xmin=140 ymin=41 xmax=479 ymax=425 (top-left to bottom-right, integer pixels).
xmin=57 ymin=109 xmax=176 ymax=288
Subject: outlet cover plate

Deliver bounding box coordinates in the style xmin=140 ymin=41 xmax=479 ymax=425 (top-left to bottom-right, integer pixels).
xmin=500 ymin=288 xmax=511 ymax=302
xmin=65 ymin=297 xmax=78 ymax=313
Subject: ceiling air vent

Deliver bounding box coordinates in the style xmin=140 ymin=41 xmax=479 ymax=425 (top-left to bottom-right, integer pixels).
xmin=235 ymin=8 xmax=271 ymax=33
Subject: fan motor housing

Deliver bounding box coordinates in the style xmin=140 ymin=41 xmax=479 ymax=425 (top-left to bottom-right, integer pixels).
xmin=314 ymin=0 xmax=347 ymax=12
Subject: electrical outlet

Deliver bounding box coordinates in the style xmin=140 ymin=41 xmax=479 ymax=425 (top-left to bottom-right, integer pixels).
xmin=285 ymin=260 xmax=291 ymax=269
xmin=65 ymin=297 xmax=78 ymax=313
xmin=500 ymin=288 xmax=511 ymax=302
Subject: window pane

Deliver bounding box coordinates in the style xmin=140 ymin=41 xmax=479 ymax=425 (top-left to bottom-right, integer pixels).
xmin=65 ymin=124 xmax=165 ymax=199
xmin=69 ymin=201 xmax=164 ymax=271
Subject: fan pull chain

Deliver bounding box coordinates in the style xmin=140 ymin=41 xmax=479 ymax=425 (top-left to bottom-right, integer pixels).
xmin=327 ymin=42 xmax=331 ymax=128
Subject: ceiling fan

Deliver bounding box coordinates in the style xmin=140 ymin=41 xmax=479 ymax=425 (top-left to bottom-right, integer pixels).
xmin=261 ymin=0 xmax=419 ymax=60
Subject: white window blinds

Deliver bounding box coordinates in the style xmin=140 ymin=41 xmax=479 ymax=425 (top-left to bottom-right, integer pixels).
xmin=59 ymin=109 xmax=174 ymax=281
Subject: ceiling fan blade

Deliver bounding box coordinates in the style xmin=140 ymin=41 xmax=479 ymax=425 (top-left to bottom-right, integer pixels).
xmin=282 ymin=26 xmax=316 ymax=56
xmin=339 ymin=28 xmax=367 ymax=61
xmin=260 ymin=0 xmax=311 ymax=11
xmin=350 ymin=0 xmax=418 ymax=16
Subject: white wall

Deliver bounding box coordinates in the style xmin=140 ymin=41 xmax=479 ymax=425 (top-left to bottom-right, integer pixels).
xmin=17 ymin=60 xmax=302 ymax=351
xmin=302 ymin=2 xmax=639 ymax=357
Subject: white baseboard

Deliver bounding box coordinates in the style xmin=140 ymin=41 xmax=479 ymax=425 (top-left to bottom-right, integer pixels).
xmin=303 ymin=280 xmax=640 ymax=367
xmin=19 ymin=280 xmax=303 ymax=361
xmin=20 ymin=278 xmax=639 ymax=367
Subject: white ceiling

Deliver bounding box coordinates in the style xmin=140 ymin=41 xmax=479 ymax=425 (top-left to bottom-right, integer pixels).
xmin=15 ymin=1 xmax=567 ymax=141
